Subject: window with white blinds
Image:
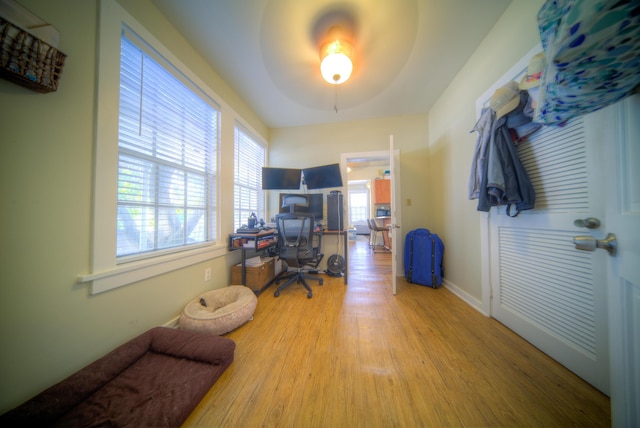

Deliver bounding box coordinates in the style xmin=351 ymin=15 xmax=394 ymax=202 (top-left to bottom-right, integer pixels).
xmin=234 ymin=125 xmax=265 ymax=230
xmin=82 ymin=2 xmax=228 ymax=293
xmin=117 ymin=31 xmax=219 ymax=259
xmin=349 ymin=190 xmax=368 ymax=224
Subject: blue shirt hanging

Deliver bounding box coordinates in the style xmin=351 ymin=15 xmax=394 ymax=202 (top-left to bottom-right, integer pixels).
xmin=534 ymin=0 xmax=640 ymax=125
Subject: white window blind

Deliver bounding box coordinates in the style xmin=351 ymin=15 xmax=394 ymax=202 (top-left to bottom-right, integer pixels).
xmin=117 ymin=30 xmax=219 ymax=259
xmin=234 ymin=125 xmax=265 ymax=230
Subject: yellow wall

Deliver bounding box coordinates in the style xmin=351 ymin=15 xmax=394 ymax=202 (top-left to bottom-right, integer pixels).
xmin=0 ymin=0 xmax=546 ymax=415
xmin=427 ymin=0 xmax=545 ymax=301
xmin=0 ymin=0 xmax=267 ymax=413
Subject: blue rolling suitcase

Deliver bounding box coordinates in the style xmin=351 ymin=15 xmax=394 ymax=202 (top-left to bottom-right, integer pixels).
xmin=404 ymin=228 xmax=444 ymax=288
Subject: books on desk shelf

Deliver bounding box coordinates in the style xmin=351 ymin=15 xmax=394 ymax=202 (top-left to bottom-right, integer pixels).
xmin=236 ymin=227 xmax=261 ymax=234
xmin=238 ymin=235 xmax=277 ymax=249
xmin=256 ymin=239 xmax=273 ymax=249
xmin=235 ymin=227 xmax=278 ymax=234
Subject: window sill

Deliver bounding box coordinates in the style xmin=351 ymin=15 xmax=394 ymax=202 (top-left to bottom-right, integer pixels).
xmin=78 ymin=243 xmax=228 ymax=295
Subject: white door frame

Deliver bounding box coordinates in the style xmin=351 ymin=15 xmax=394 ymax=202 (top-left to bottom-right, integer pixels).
xmin=390 ymin=135 xmax=400 ymax=295
xmin=477 ymin=45 xmax=541 ymax=316
xmin=605 ymin=94 xmax=640 ymax=427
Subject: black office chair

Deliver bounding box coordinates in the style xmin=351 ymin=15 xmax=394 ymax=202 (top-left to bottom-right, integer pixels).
xmin=274 ymin=208 xmax=324 ymax=298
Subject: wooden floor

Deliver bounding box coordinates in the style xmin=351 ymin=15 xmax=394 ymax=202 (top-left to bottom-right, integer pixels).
xmin=184 ymin=238 xmax=610 ymax=427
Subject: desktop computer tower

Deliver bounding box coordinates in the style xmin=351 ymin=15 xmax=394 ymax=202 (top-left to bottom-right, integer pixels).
xmin=327 ymin=193 xmax=344 ymax=231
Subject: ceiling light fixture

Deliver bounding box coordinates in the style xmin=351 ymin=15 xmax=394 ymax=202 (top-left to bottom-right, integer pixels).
xmin=319 ymin=28 xmax=354 ymax=85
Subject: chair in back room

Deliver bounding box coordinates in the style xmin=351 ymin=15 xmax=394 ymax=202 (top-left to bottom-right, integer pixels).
xmin=368 ymin=218 xmax=390 ymax=253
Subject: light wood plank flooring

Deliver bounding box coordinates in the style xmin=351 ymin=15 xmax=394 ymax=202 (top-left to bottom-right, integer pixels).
xmin=184 ymin=237 xmax=610 ymax=427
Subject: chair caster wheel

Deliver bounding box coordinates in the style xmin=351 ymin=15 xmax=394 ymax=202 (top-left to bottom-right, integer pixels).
xmin=274 ymin=291 xmax=280 ymax=297
xmin=319 ymin=279 xmax=324 ymax=285
xmin=307 ymin=292 xmax=312 ymax=298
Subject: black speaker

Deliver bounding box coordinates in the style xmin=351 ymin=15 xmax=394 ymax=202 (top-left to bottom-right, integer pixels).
xmin=327 ymin=193 xmax=343 ymax=231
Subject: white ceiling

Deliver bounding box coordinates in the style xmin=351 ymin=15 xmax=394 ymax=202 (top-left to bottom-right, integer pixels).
xmin=151 ymin=0 xmax=512 ymax=129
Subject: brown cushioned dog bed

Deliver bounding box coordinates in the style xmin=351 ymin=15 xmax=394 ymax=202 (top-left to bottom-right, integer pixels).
xmin=0 ymin=327 xmax=235 ymax=427
xmin=179 ymin=286 xmax=258 ymax=335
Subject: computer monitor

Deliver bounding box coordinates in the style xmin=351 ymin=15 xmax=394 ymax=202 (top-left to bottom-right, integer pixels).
xmin=262 ymin=167 xmax=302 ymax=190
xmin=302 ymin=163 xmax=343 ymax=190
xmin=279 ymin=193 xmax=323 ymax=220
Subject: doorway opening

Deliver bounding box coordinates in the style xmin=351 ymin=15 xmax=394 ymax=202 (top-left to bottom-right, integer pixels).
xmin=343 ymin=153 xmax=391 ymax=266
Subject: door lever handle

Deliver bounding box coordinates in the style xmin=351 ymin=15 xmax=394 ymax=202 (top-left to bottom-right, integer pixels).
xmin=573 ymin=233 xmax=617 ymax=256
xmin=573 ymin=217 xmax=601 ymax=229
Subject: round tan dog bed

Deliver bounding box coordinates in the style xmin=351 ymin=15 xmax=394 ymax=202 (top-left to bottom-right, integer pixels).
xmin=179 ymin=286 xmax=257 ymax=336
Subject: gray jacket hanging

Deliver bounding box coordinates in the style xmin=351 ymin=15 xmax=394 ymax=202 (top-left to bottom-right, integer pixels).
xmin=477 ymin=115 xmax=535 ymax=216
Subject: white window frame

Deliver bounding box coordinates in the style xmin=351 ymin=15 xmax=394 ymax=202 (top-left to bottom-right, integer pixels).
xmin=234 ymin=123 xmax=266 ymax=230
xmin=78 ymin=1 xmax=226 ymax=294
xmin=348 ymin=188 xmax=370 ymax=224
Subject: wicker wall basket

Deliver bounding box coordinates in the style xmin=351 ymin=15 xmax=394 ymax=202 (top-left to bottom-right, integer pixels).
xmin=0 ymin=17 xmax=66 ymax=93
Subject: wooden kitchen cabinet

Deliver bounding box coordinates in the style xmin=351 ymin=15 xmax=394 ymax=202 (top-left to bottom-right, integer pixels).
xmin=374 ymin=179 xmax=390 ymax=204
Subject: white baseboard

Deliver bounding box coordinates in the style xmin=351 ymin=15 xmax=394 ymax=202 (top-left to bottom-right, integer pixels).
xmin=443 ymin=279 xmax=489 ymax=317
xmin=163 ymin=316 xmax=180 ymax=329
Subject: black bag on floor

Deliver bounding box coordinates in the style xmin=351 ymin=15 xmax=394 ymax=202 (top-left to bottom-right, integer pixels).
xmin=404 ymin=228 xmax=444 ymax=288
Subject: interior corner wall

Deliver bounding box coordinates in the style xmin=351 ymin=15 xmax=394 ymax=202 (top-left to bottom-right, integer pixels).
xmin=0 ymin=0 xmax=267 ymax=414
xmin=426 ymin=0 xmax=545 ymax=303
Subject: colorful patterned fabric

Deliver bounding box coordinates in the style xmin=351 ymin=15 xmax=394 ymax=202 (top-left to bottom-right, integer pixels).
xmin=534 ymin=0 xmax=640 ymax=125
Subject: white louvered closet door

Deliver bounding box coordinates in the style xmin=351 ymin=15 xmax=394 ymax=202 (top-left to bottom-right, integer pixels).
xmin=489 ymin=109 xmax=610 ymax=395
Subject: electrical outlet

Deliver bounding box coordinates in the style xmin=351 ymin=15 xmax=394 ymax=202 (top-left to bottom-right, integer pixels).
xmin=204 ymin=268 xmax=212 ymax=281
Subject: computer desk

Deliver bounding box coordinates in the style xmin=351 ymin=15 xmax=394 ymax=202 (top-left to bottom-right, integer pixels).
xmin=229 ymin=229 xmax=348 ymax=286
xmin=229 ymin=229 xmax=278 ymax=289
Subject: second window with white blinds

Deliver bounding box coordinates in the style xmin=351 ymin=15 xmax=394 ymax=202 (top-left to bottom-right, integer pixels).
xmin=234 ymin=125 xmax=266 ymax=230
